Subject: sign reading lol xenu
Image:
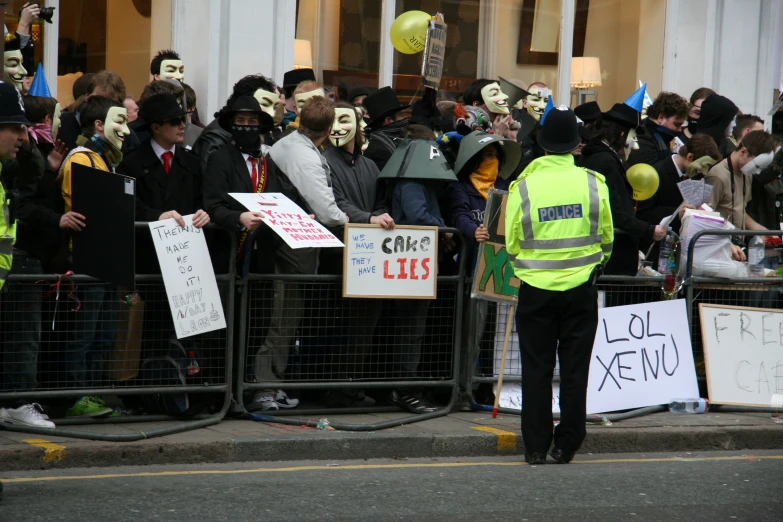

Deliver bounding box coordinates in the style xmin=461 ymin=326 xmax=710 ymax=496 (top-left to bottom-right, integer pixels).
xmin=586 ymin=299 xmax=699 ymax=414
xmin=343 ymin=224 xmax=438 ymax=299
xmin=149 ymin=215 xmax=226 ymax=339
xmin=471 ymin=189 xmax=520 ymax=303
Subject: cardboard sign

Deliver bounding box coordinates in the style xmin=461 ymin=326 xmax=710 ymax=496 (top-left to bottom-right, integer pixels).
xmin=71 ymin=163 xmax=135 ymax=287
xmin=229 ymin=192 xmax=344 ymax=249
xmin=699 ymin=304 xmax=783 ymax=407
xmin=148 ymin=215 xmax=227 ymax=339
xmin=343 ymin=224 xmax=438 ymax=299
xmin=472 ymin=190 xmax=520 ymax=303
xmin=586 ymin=299 xmax=699 ymax=414
xmin=421 ymin=14 xmax=447 ymax=90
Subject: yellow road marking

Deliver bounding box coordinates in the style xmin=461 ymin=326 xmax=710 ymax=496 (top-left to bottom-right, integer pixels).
xmin=2 ymin=455 xmax=781 ymax=484
xmin=22 ymin=439 xmax=67 ymax=464
xmin=471 ymin=426 xmax=517 ymax=453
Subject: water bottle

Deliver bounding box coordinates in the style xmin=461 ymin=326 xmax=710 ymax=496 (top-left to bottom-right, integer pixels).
xmin=186 ymin=350 xmax=200 ymax=377
xmin=657 ymin=227 xmax=676 ymax=274
xmin=668 ymin=398 xmax=709 ymax=414
xmin=747 ymin=236 xmax=765 ymax=277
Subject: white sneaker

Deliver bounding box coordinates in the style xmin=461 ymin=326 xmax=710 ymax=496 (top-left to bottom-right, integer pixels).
xmin=0 ymin=403 xmax=55 ymax=428
xmin=249 ymin=393 xmax=279 ymax=412
xmin=275 ymin=390 xmax=299 ymax=409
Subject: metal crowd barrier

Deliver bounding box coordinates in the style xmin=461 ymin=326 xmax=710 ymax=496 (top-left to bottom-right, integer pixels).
xmin=684 ymin=229 xmax=783 ymax=362
xmin=235 ymin=228 xmax=466 ymax=427
xmin=0 ymin=223 xmax=236 ymax=432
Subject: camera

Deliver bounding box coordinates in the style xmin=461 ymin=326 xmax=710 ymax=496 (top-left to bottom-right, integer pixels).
xmin=20 ymin=3 xmax=56 ymax=25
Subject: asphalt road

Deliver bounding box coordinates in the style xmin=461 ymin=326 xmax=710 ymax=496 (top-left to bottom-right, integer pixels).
xmin=1 ymin=451 xmax=781 ymax=521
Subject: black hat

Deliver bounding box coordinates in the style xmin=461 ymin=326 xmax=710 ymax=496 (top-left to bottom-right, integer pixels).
xmin=218 ymin=95 xmax=273 ymax=133
xmin=364 ymin=86 xmax=410 ymax=129
xmin=498 ymin=77 xmax=530 ymax=108
xmin=602 ymin=103 xmax=640 ymax=130
xmin=139 ymin=93 xmax=187 ymax=126
xmin=0 ymin=83 xmax=30 ymax=125
xmin=574 ymin=101 xmax=601 ymax=124
xmin=283 ymin=68 xmax=316 ymax=88
xmin=537 ymin=106 xmax=580 ymax=154
xmin=697 ymin=94 xmax=739 ymax=144
xmin=4 ymin=32 xmax=21 ymax=52
xmin=347 ymin=86 xmax=370 ymax=104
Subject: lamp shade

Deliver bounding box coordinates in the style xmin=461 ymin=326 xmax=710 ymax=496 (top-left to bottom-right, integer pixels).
xmin=294 ymin=39 xmax=313 ymax=70
xmin=571 ymin=57 xmax=602 ymax=88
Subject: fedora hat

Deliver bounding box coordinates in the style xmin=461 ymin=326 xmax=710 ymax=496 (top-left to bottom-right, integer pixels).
xmin=283 ymin=68 xmax=316 ymax=89
xmin=218 ymin=95 xmax=273 ymax=133
xmin=537 ymin=106 xmax=581 ymax=154
xmin=364 ymin=86 xmax=410 ymax=129
xmin=601 ymin=102 xmax=640 ymax=130
xmin=574 ymin=101 xmax=601 ymax=124
xmin=139 ymin=93 xmax=188 ymax=127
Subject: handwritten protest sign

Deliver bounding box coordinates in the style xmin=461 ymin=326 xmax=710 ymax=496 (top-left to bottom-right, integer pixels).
xmin=229 ymin=192 xmax=343 ymax=249
xmin=421 ymin=14 xmax=447 ymax=90
xmin=343 ymin=224 xmax=438 ymax=299
xmin=699 ymin=304 xmax=783 ymax=407
xmin=472 ymin=190 xmax=520 ymax=303
xmin=148 ymin=215 xmax=226 ymax=339
xmin=586 ymin=299 xmax=699 ymax=414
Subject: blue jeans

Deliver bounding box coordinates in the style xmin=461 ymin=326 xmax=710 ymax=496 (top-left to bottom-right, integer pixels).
xmin=2 ymin=255 xmax=43 ymax=391
xmin=64 ymin=283 xmax=119 ymax=389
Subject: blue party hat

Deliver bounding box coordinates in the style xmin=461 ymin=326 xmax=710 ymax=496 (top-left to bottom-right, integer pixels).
xmin=639 ymin=80 xmax=653 ymax=110
xmin=539 ymin=95 xmax=556 ymax=125
xmin=623 ymin=83 xmax=646 ymax=113
xmin=28 ymin=63 xmax=52 ymax=97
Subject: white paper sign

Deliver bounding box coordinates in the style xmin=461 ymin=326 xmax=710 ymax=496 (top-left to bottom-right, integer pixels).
xmin=342 ymin=224 xmax=438 ymax=299
xmin=496 ymin=382 xmax=560 ymax=413
xmin=229 ymin=192 xmax=343 ymax=249
xmin=699 ymin=304 xmax=783 ymax=407
xmin=587 ymin=299 xmax=699 ymax=414
xmin=148 ymin=215 xmax=227 ymax=339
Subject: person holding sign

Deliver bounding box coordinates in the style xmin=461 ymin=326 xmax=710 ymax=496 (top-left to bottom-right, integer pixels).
xmin=506 ymin=106 xmax=614 ymax=465
xmin=56 ymin=95 xmax=130 ymax=418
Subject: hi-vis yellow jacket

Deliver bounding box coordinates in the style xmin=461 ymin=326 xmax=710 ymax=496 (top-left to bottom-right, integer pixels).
xmin=0 ymin=164 xmax=17 ymax=290
xmin=505 ymin=154 xmax=613 ymax=291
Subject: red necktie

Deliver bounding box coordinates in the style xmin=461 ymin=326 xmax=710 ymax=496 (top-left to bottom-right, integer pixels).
xmin=249 ymin=156 xmax=258 ymax=189
xmin=162 ymin=151 xmax=173 ymax=174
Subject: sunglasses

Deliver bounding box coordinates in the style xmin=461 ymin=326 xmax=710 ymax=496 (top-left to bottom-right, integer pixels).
xmin=162 ymin=116 xmax=186 ymax=126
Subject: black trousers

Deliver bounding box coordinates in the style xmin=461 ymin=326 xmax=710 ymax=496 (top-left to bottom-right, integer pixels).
xmin=515 ymin=280 xmax=598 ymax=454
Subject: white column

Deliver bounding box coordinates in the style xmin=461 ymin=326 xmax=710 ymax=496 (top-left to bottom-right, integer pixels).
xmin=477 ymin=0 xmax=498 ymax=79
xmin=43 ymin=0 xmax=60 ymax=98
xmin=378 ymin=0 xmax=395 ymax=88
xmin=557 ymin=0 xmax=575 ymax=106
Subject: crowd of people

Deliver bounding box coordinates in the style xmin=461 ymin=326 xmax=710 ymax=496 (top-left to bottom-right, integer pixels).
xmin=0 ymin=24 xmax=781 ymax=430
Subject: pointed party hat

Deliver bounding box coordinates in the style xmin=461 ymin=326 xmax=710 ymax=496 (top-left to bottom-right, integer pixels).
xmin=539 ymin=95 xmax=556 ymax=125
xmin=639 ymin=80 xmax=653 ymax=110
xmin=28 ymin=63 xmax=52 ymax=97
xmin=623 ymin=83 xmax=646 ymax=113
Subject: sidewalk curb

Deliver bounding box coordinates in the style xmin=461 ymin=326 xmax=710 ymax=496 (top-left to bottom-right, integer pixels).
xmin=1 ymin=424 xmax=781 ymax=472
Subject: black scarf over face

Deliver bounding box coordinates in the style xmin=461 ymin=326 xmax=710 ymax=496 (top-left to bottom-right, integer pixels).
xmin=231 ymin=124 xmax=262 ymax=156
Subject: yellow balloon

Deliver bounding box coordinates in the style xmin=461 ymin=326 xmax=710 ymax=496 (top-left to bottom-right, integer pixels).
xmin=390 ymin=11 xmax=431 ymax=54
xmin=626 ymin=163 xmax=660 ymax=201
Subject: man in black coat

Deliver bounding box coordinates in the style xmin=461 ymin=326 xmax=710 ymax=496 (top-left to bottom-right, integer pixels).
xmin=363 ymin=87 xmax=410 ymax=171
xmin=579 ymin=103 xmax=666 ymax=275
xmin=628 ymin=92 xmax=688 ymax=167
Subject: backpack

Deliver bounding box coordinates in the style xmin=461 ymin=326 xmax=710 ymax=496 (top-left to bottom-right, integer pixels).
xmin=139 ymin=340 xmax=202 ymax=416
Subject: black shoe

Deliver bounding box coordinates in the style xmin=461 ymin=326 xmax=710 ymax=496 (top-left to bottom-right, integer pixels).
xmin=323 ymin=389 xmax=377 ymax=408
xmin=389 ymin=390 xmax=438 ymax=414
xmin=549 ymin=448 xmax=574 ymax=464
xmin=524 ymin=452 xmax=547 ymax=465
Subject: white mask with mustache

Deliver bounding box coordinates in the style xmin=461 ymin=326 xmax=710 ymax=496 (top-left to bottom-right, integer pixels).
xmin=104 ymin=106 xmax=130 ymax=150
xmin=480 ymin=82 xmax=509 ymax=115
xmin=525 ymin=88 xmax=551 ymax=122
xmin=329 ymin=108 xmax=357 ymax=148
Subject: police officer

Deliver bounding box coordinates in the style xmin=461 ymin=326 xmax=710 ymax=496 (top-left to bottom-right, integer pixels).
xmin=505 ymin=105 xmax=614 ymax=465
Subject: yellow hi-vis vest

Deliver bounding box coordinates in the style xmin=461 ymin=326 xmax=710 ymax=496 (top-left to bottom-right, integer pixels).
xmin=505 ymin=154 xmax=614 ymax=291
xmin=0 ymin=166 xmax=16 ymax=291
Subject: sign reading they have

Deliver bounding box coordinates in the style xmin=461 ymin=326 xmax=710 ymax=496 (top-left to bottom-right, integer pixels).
xmin=471 ymin=189 xmax=520 ymax=304
xmin=699 ymin=304 xmax=783 ymax=407
xmin=149 ymin=215 xmax=226 ymax=339
xmin=343 ymin=224 xmax=438 ymax=299
xmin=586 ymin=299 xmax=699 ymax=414
xmin=229 ymin=192 xmax=344 ymax=249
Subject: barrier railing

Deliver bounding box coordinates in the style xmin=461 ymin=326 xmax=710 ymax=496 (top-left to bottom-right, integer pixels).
xmin=234 ymin=228 xmax=466 ymax=424
xmin=0 ymin=223 xmax=236 ymax=429
xmin=684 ymin=229 xmax=783 ymax=361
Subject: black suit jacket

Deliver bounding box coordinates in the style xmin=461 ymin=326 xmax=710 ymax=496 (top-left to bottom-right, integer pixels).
xmin=118 ymin=141 xmax=205 ymax=273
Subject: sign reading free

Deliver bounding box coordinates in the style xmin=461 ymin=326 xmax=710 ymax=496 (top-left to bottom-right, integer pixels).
xmin=343 ymin=224 xmax=438 ymax=299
